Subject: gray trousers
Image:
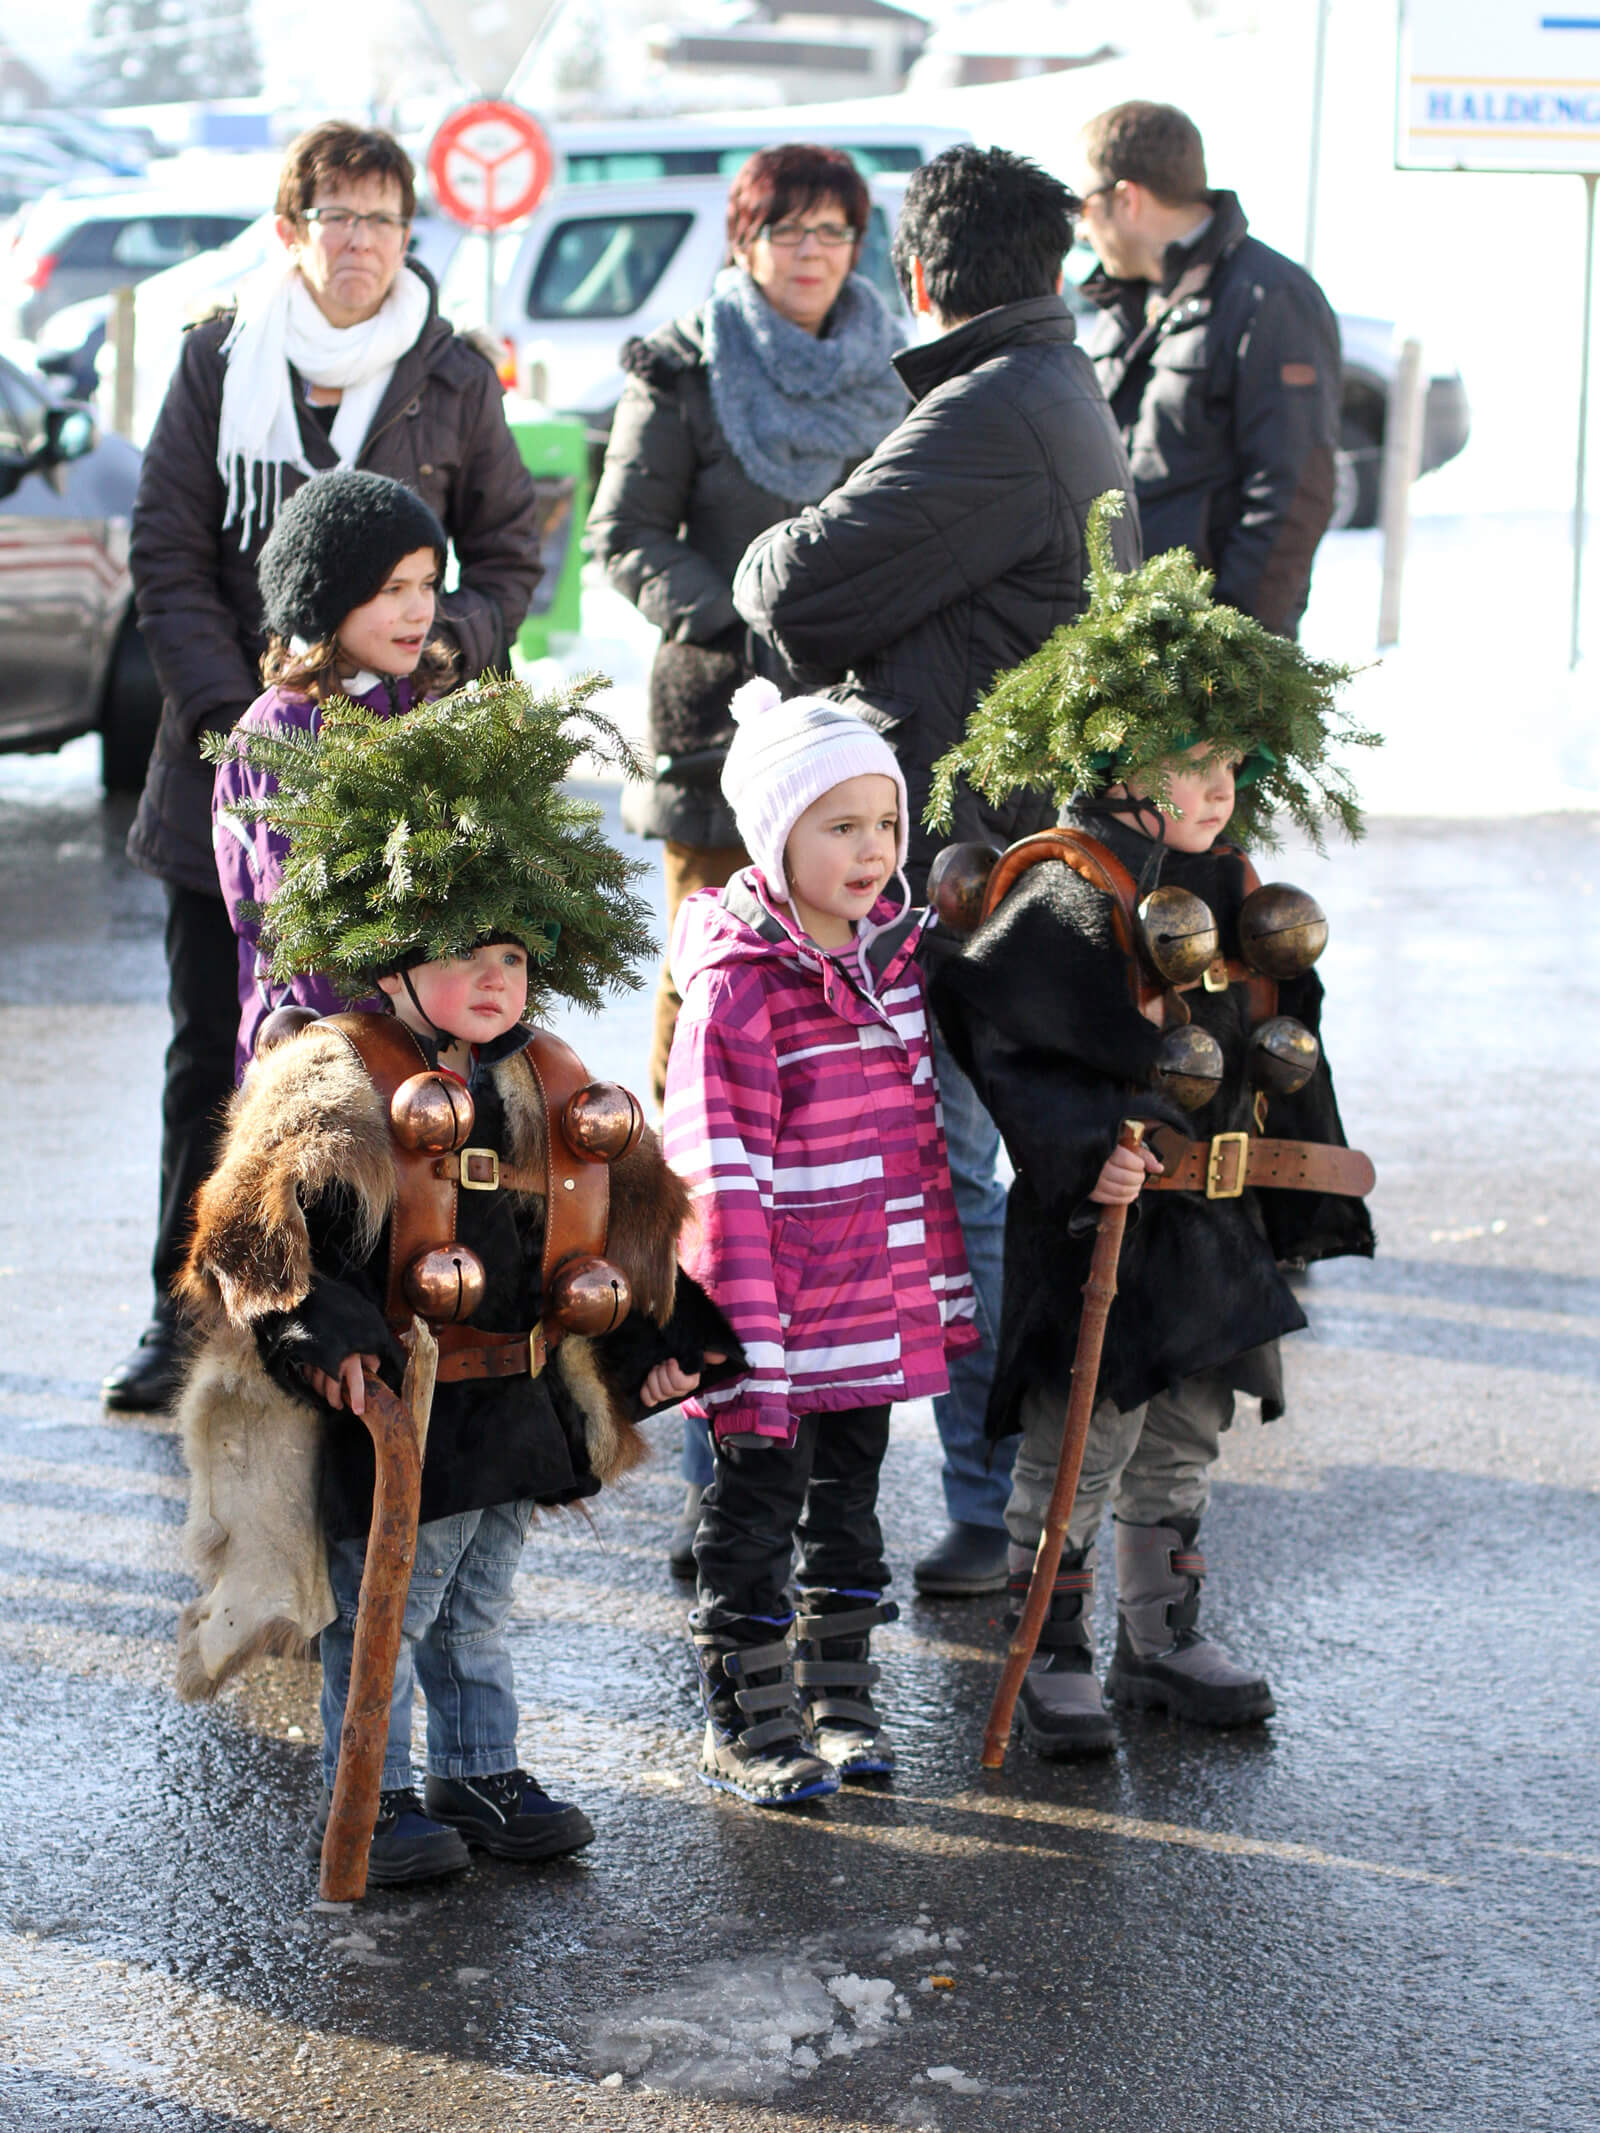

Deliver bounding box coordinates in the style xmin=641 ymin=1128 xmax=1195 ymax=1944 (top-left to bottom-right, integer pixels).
xmin=1003 ymin=1369 xmax=1237 ymax=1556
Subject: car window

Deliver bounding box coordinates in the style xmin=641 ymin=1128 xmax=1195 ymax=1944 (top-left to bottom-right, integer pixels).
xmin=55 ymin=219 xmax=122 ymax=269
xmin=858 ymin=205 xmax=905 ymax=317
xmin=110 ymin=217 xmax=209 ymax=269
xmin=527 ymin=211 xmax=692 ymax=321
xmin=0 ymin=356 xmax=48 ymax=459
xmin=559 ymin=145 xmax=924 ymax=184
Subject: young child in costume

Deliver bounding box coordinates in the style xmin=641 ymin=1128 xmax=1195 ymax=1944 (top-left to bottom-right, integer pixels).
xmin=178 ymin=674 xmax=737 ymax=1884
xmin=929 ymin=494 xmax=1377 ymax=1760
xmin=213 ymin=466 xmax=457 ymax=1077
xmin=663 ymin=679 xmax=978 ymax=1806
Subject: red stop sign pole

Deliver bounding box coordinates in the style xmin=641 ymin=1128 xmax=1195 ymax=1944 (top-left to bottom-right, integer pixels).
xmin=427 ymin=101 xmax=556 ymax=333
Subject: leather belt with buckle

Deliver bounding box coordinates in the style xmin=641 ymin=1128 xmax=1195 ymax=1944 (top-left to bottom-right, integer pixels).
xmin=1146 ymin=1132 xmax=1375 ymax=1201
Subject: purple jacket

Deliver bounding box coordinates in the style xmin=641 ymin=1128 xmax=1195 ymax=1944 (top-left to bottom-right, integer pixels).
xmin=662 ymin=869 xmax=977 ymax=1449
xmin=212 ymin=672 xmax=418 ymax=1078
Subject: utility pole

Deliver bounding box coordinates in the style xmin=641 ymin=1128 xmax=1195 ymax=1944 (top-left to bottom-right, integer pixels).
xmin=1304 ymin=0 xmax=1332 ymax=273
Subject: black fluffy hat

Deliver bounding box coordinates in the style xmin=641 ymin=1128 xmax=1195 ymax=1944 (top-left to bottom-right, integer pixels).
xmin=257 ymin=469 xmax=447 ymax=647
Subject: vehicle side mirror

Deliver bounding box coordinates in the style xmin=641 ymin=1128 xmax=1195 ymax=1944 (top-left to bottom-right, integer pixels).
xmin=43 ymin=404 xmax=96 ymax=465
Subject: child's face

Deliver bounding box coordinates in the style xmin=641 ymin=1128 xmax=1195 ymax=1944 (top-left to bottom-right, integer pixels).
xmin=379 ymin=942 xmax=529 ymax=1047
xmin=336 ymin=547 xmax=439 ymax=677
xmin=1123 ymin=742 xmax=1241 ymax=854
xmin=782 ymin=772 xmax=900 ymax=948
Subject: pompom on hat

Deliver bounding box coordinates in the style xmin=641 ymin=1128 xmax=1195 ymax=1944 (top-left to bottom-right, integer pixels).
xmin=257 ymin=468 xmax=447 ymax=649
xmin=719 ymin=678 xmax=909 ymax=900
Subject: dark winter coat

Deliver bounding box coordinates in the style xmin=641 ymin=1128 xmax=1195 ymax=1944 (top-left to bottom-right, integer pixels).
xmin=127 ymin=266 xmax=543 ymax=895
xmin=1083 ymin=192 xmax=1340 ymax=638
xmin=732 ymin=296 xmax=1140 ymax=900
xmin=931 ymin=806 xmax=1374 ymax=1435
xmin=586 ymin=309 xmax=807 ymax=849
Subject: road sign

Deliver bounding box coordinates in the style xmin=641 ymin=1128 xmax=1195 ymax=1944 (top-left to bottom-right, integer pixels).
xmin=1398 ymin=0 xmax=1600 ymax=175
xmin=426 ymin=101 xmax=555 ymax=230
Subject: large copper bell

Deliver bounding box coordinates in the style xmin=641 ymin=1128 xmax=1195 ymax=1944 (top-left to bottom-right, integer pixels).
xmin=928 ymin=841 xmax=1001 ymax=937
xmin=253 ymin=1004 xmax=317 ymax=1055
xmin=548 ymin=1254 xmax=632 ymax=1337
xmin=1238 ymin=883 xmax=1328 ymax=978
xmin=403 ymin=1242 xmax=487 ymax=1322
xmin=390 ymin=1070 xmax=475 ymax=1153
xmin=1137 ymin=886 xmax=1220 ymax=985
xmin=563 ymin=1081 xmax=645 ymax=1163
xmin=1247 ymin=1015 xmax=1321 ymax=1096
xmin=1151 ymin=1024 xmax=1225 ymax=1111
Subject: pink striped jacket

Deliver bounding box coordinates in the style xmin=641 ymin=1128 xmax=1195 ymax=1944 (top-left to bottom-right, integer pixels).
xmin=663 ymin=870 xmax=978 ymax=1448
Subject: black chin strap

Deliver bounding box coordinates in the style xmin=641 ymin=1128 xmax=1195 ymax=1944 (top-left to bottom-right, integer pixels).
xmin=1077 ymin=791 xmax=1172 ymax=897
xmin=399 ymin=967 xmax=453 ymax=1050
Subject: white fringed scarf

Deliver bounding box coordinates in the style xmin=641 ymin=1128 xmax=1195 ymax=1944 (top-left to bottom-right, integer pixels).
xmin=217 ymin=253 xmax=431 ymax=545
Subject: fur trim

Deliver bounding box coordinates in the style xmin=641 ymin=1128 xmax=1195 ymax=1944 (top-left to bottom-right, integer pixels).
xmin=177 ymin=1026 xmax=394 ymax=1329
xmin=550 ymin=1333 xmax=649 ymax=1486
xmin=174 ymin=1323 xmax=335 ymax=1703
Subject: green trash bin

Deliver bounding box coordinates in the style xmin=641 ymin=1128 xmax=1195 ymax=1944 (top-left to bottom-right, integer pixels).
xmin=507 ymin=411 xmax=591 ymax=662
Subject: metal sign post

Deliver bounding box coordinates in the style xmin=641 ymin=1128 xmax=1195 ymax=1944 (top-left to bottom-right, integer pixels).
xmin=1397 ymin=0 xmax=1600 ymax=664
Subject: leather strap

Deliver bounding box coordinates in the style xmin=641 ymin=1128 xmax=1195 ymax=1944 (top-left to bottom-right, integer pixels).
xmin=432 ymin=1149 xmax=545 ymax=1194
xmin=1146 ymin=1130 xmax=1375 ymax=1200
xmin=324 ymin=1013 xmax=450 ymax=1326
xmin=519 ymin=1028 xmax=610 ymax=1291
xmin=432 ymin=1323 xmax=547 ymax=1383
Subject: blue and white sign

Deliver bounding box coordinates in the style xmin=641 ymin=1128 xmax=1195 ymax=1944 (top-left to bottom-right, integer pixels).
xmin=1398 ymin=0 xmax=1600 ymax=173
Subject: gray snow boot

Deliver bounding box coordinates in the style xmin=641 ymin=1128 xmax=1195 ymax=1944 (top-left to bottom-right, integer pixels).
xmin=1006 ymin=1543 xmax=1116 ymax=1759
xmin=793 ymin=1589 xmax=897 ymax=1781
xmin=1105 ymin=1519 xmax=1275 ymax=1726
xmin=692 ymin=1615 xmax=840 ymax=1806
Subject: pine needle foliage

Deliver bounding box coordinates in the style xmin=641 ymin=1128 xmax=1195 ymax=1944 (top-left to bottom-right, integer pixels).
xmin=203 ymin=670 xmax=656 ymax=1012
xmin=926 ymin=492 xmax=1380 ymax=850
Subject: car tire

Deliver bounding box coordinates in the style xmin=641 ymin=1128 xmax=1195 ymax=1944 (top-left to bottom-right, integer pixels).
xmin=100 ymin=612 xmax=162 ymax=794
xmin=1330 ymin=408 xmax=1383 ymax=532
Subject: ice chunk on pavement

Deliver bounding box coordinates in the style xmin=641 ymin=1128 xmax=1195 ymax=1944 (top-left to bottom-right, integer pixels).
xmin=927 ymin=2065 xmax=987 ymax=2094
xmin=827 ymin=1974 xmax=897 ymax=2027
xmin=886 ymin=1924 xmax=943 ymax=1955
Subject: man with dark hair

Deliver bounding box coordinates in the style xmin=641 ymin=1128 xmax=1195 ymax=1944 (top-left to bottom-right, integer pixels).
xmin=733 ymin=144 xmax=1139 ymax=1599
xmin=1074 ymin=100 xmax=1340 ymax=638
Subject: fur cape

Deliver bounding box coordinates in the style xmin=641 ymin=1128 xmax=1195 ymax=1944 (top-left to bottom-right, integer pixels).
xmin=932 ymin=811 xmax=1374 ymax=1436
xmin=172 ymin=1022 xmax=692 ymax=1704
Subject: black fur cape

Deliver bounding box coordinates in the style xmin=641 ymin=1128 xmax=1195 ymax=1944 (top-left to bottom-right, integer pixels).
xmin=931 ymin=808 xmax=1374 ymax=1435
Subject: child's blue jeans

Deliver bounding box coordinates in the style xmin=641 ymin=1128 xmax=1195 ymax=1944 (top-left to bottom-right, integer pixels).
xmin=320 ymin=1499 xmax=533 ymax=1792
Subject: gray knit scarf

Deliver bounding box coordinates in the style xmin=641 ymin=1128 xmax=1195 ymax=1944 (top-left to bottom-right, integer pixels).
xmin=702 ymin=265 xmax=908 ymax=504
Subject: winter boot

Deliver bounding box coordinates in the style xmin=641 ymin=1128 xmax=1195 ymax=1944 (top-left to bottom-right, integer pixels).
xmin=793 ymin=1589 xmax=898 ymax=1780
xmin=1006 ymin=1544 xmax=1117 ymax=1759
xmin=1105 ymin=1519 xmax=1275 ymax=1725
xmin=693 ymin=1615 xmax=840 ymax=1806
xmin=423 ymin=1770 xmax=595 ymax=1861
xmin=305 ymin=1785 xmax=471 ymax=1886
xmin=667 ymin=1483 xmax=704 ymax=1581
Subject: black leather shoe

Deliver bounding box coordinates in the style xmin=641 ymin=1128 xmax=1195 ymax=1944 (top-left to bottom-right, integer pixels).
xmin=307 ymin=1786 xmax=471 ymax=1885
xmin=912 ymin=1521 xmax=1010 ymax=1597
xmin=102 ymin=1318 xmax=187 ymax=1413
xmin=424 ymin=1770 xmax=595 ymax=1860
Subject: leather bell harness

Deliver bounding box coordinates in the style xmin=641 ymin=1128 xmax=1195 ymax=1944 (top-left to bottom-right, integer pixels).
xmin=977 ymin=828 xmax=1373 ymax=1201
xmin=324 ymin=1013 xmax=613 ymax=1383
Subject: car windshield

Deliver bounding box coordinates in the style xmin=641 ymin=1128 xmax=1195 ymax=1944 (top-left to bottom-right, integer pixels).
xmin=526 ymin=211 xmax=693 ymax=320
xmin=560 ymin=145 xmax=922 ymax=183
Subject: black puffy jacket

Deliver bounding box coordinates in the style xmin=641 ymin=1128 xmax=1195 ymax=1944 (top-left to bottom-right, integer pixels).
xmin=732 ymin=295 xmax=1139 ymax=898
xmin=126 ymin=267 xmax=542 ymax=895
xmin=1084 ymin=192 xmax=1340 ymax=638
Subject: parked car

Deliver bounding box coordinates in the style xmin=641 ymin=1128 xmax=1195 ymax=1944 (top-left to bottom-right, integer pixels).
xmin=1 ymin=183 xmax=260 ymax=339
xmin=0 ymin=348 xmax=160 ymax=790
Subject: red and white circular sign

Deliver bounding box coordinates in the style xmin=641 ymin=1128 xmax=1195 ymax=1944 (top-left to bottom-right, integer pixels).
xmin=427 ymin=101 xmax=555 ymax=231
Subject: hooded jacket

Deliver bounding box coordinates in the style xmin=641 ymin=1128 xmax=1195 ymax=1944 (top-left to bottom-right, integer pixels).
xmin=931 ymin=806 xmax=1374 ymax=1435
xmin=127 ymin=265 xmax=542 ymax=895
xmin=663 ymin=871 xmax=976 ymax=1446
xmin=731 ymin=295 xmax=1140 ymax=898
xmin=1083 ymin=191 xmax=1340 ymax=637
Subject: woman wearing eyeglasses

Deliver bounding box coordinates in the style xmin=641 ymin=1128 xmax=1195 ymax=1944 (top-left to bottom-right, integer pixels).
xmin=588 ymin=140 xmax=908 ymax=1577
xmin=106 ymin=121 xmax=541 ymax=1418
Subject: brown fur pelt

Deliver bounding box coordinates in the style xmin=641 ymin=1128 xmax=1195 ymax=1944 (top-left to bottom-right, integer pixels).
xmin=172 ymin=1020 xmax=693 ymax=1700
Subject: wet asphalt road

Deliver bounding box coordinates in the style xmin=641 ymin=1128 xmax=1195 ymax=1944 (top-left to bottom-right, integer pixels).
xmin=2 ymin=738 xmax=1598 ymax=2133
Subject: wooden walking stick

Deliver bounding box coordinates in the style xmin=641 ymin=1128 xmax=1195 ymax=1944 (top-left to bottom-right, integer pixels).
xmin=981 ymin=1120 xmax=1145 ymax=1770
xmin=319 ymin=1326 xmax=436 ymax=1903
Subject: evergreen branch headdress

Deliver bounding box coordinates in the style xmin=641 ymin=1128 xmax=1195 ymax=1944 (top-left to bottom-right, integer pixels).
xmin=204 ymin=670 xmax=655 ymax=1013
xmin=927 ymin=492 xmax=1379 ymax=849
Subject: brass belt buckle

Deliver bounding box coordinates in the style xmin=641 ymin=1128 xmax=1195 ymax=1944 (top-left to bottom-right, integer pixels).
xmin=528 ymin=1325 xmax=546 ymax=1378
xmin=459 ymin=1148 xmax=500 ymax=1190
xmin=1205 ymin=1131 xmax=1249 ymax=1198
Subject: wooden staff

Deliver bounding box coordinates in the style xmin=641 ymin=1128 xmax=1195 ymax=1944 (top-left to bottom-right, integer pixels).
xmin=319 ymin=1361 xmax=427 ymax=1904
xmin=981 ymin=1120 xmax=1145 ymax=1770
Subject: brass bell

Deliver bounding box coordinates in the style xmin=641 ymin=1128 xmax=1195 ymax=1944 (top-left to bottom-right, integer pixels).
xmin=1247 ymin=1015 xmax=1321 ymax=1096
xmin=1238 ymin=883 xmax=1328 ymax=978
xmin=927 ymin=841 xmax=1001 ymax=937
xmin=547 ymin=1254 xmax=632 ymax=1337
xmin=390 ymin=1071 xmax=475 ymax=1153
xmin=1137 ymin=886 xmax=1221 ymax=985
xmin=402 ymin=1242 xmax=487 ymax=1322
xmin=1150 ymin=1024 xmax=1225 ymax=1111
xmin=254 ymin=1005 xmax=317 ymax=1055
xmin=563 ymin=1081 xmax=644 ymax=1163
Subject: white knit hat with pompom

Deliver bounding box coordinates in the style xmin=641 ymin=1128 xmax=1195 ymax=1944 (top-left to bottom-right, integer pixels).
xmin=718 ymin=678 xmax=909 ymax=900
